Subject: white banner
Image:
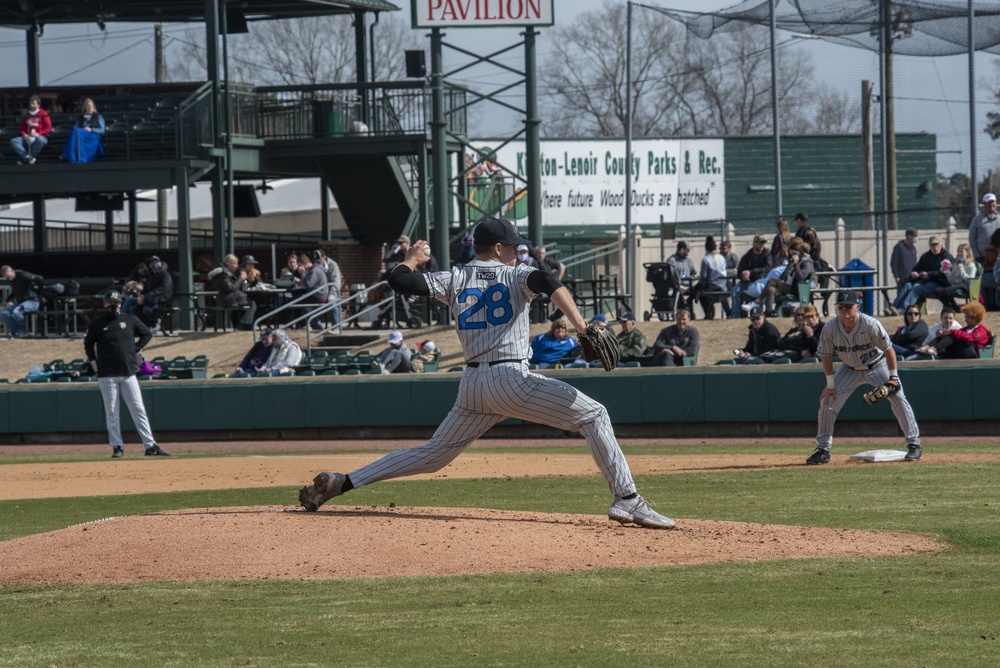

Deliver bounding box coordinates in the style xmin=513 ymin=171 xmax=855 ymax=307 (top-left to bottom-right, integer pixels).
xmin=466 ymin=139 xmax=725 ymax=226
xmin=412 ymin=0 xmax=555 ymax=28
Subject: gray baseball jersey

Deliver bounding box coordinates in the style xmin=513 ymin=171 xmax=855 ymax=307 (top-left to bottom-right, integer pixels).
xmin=423 ymin=259 xmax=535 ymax=363
xmin=346 ymin=261 xmax=638 ymax=498
xmin=815 ymin=313 xmax=920 ymax=450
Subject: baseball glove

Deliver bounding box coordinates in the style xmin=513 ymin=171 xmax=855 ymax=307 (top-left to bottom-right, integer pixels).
xmin=863 ymin=376 xmax=901 ymax=405
xmin=580 ymin=323 xmax=621 ymax=372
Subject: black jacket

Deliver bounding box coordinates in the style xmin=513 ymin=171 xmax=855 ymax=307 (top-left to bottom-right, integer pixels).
xmin=737 ymin=249 xmax=772 ymax=281
xmin=10 ymin=269 xmax=42 ymax=303
xmin=911 ymin=250 xmax=955 ymax=287
xmin=84 ymin=311 xmax=152 ymax=377
xmin=890 ymin=319 xmax=929 ymax=350
xmin=143 ymin=267 xmax=174 ymax=306
xmin=743 ymin=321 xmax=781 ymax=356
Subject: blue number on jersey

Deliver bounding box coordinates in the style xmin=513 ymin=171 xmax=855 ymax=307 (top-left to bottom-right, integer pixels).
xmin=457 ymin=284 xmax=513 ymax=330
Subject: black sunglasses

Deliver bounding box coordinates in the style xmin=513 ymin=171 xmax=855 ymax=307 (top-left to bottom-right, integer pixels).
xmin=906 ymin=311 xmax=920 ymax=316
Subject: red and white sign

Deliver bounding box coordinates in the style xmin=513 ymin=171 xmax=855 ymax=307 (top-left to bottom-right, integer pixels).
xmin=412 ymin=0 xmax=554 ymax=28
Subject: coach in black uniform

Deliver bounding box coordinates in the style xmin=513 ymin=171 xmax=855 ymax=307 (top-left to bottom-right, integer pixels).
xmin=84 ymin=289 xmax=169 ymax=458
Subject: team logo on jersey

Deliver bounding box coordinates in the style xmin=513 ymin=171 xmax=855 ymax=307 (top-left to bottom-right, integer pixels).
xmin=475 ymin=270 xmax=497 ymax=280
xmin=119 ymin=322 xmax=127 ymax=329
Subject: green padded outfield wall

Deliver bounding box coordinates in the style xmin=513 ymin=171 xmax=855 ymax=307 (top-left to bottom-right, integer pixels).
xmin=1 ymin=364 xmax=996 ymax=437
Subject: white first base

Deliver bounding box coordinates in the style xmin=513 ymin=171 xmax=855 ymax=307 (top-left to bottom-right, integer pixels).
xmin=849 ymin=449 xmax=908 ymax=462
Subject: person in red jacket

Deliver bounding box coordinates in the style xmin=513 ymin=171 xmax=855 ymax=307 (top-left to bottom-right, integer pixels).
xmin=924 ymin=302 xmax=992 ymax=359
xmin=10 ymin=95 xmax=52 ymax=164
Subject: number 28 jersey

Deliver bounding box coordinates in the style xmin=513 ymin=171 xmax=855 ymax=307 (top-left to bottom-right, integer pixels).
xmin=423 ymin=259 xmax=539 ymax=364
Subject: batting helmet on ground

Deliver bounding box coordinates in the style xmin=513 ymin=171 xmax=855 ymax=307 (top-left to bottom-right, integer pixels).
xmin=103 ymin=289 xmax=123 ymax=304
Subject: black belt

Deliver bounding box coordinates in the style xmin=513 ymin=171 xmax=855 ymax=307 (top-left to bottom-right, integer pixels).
xmin=466 ymin=359 xmax=524 ymax=368
xmin=850 ymin=357 xmax=884 ymax=372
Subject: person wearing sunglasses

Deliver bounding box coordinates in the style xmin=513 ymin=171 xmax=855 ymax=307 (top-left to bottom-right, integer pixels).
xmin=889 ymin=307 xmax=929 ymax=361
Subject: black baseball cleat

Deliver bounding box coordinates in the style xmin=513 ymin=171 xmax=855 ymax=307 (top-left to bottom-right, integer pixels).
xmin=806 ymin=448 xmax=831 ymax=465
xmin=144 ymin=445 xmax=171 ymax=457
xmin=904 ymin=444 xmax=922 ymax=461
xmin=111 ymin=446 xmax=124 ymax=459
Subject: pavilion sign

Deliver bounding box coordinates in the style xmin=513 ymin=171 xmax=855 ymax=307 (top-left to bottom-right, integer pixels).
xmin=411 ymin=0 xmax=554 ymax=28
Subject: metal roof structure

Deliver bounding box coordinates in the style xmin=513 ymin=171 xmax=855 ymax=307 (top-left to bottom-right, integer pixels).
xmin=0 ymin=0 xmax=400 ymax=28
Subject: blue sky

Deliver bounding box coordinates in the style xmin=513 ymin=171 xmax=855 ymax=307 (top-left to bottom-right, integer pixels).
xmin=0 ymin=0 xmax=997 ymax=181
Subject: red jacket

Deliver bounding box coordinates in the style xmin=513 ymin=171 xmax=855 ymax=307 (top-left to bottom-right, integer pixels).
xmin=19 ymin=109 xmax=52 ymax=137
xmin=950 ymin=323 xmax=991 ymax=350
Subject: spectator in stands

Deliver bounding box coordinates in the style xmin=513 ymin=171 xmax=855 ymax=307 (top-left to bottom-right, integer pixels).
xmin=919 ymin=302 xmax=991 ymax=359
xmin=10 ymin=95 xmax=51 ymax=165
xmin=740 ymin=258 xmax=788 ymax=316
xmin=719 ymin=239 xmax=738 ymax=281
xmin=651 ymin=309 xmax=699 ymax=367
xmin=280 ymin=253 xmax=301 ymax=280
xmin=730 ymin=234 xmax=772 ymax=318
xmin=695 ymin=236 xmax=730 ymax=320
xmin=770 ymin=306 xmax=819 ymax=362
xmin=233 ymin=328 xmax=274 ymax=377
xmin=983 ymin=228 xmax=1000 ymax=310
xmin=535 ymin=246 xmax=565 ymax=279
xmin=529 ymin=318 xmax=578 ymax=369
xmin=455 ymin=234 xmax=475 ymax=266
xmin=890 ymin=236 xmax=954 ymax=314
xmin=666 ymin=241 xmax=696 ymax=315
xmin=801 ymin=303 xmax=824 ymax=340
xmin=732 ymin=306 xmax=780 ymax=364
xmin=0 ymin=264 xmax=42 ymax=337
xmin=616 ymin=312 xmax=648 ymax=363
xmin=207 ymin=253 xmax=256 ymax=330
xmin=793 ymin=212 xmax=810 ymax=239
xmin=122 ymin=255 xmax=174 ymax=331
xmin=890 ymin=307 xmax=928 ymax=361
xmin=756 ymin=245 xmax=814 ymax=317
xmin=312 ymin=249 xmax=342 ymax=327
xmin=259 ymin=329 xmax=302 ymax=376
xmin=410 ymin=340 xmax=438 ymax=373
xmin=771 ymin=217 xmax=792 ymax=263
xmin=932 ymin=242 xmax=980 ymax=311
xmin=377 ymin=329 xmax=414 ymax=373
xmin=889 ymin=228 xmax=920 ymax=303
xmin=516 ymin=244 xmax=539 ymax=269
xmin=915 ymin=307 xmax=961 ymax=354
xmin=383 ymin=235 xmax=410 ymax=270
xmin=969 ymin=193 xmax=1000 ymax=264
xmin=240 ymin=255 xmax=262 ymax=288
xmin=60 ymin=97 xmax=105 ymax=163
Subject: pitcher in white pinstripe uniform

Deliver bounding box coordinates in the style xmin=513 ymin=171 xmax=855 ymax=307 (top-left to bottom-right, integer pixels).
xmin=84 ymin=289 xmax=169 ymax=459
xmin=806 ymin=289 xmax=921 ymax=465
xmin=299 ymin=218 xmax=675 ymax=529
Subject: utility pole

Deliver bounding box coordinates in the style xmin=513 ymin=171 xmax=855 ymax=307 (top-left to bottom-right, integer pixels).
xmin=155 ymin=24 xmax=169 ymax=247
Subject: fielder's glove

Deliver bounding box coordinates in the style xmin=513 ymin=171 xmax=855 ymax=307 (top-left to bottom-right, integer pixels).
xmin=863 ymin=375 xmax=901 ymax=405
xmin=580 ymin=323 xmax=621 ymax=372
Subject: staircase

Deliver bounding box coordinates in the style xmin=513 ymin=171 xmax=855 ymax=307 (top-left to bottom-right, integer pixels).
xmin=317 ymin=155 xmax=414 ymax=245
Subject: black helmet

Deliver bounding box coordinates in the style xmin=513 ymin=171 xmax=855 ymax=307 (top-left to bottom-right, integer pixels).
xmin=103 ymin=289 xmax=123 ymax=304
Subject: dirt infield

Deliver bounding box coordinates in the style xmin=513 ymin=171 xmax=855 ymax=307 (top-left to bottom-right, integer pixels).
xmin=0 ymin=449 xmax=968 ymax=585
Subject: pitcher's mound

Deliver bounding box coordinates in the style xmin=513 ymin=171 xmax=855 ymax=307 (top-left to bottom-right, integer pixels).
xmin=0 ymin=505 xmax=944 ymax=586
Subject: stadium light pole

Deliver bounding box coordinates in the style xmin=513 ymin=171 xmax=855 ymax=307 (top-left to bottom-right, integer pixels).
xmin=769 ymin=0 xmax=783 ymax=218
xmin=968 ymin=0 xmax=977 ymax=216
xmin=625 ymin=1 xmax=635 ymax=307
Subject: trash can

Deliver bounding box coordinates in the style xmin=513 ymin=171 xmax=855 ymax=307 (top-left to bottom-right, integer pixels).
xmin=840 ymin=258 xmax=874 ymax=316
xmin=312 ymin=100 xmax=343 ymax=137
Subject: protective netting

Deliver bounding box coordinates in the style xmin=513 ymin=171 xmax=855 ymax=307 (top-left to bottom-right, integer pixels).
xmin=644 ymin=0 xmax=1000 ymax=57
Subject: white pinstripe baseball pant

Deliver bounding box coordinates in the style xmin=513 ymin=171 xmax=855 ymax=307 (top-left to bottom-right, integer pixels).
xmin=348 ymin=362 xmax=637 ymax=497
xmin=98 ymin=375 xmax=156 ymax=450
xmin=816 ymin=358 xmax=920 ymax=449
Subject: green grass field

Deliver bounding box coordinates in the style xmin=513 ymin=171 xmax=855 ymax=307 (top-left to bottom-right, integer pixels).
xmin=2 ymin=443 xmax=1000 ymax=667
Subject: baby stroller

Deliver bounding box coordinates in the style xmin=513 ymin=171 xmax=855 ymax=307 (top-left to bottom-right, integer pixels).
xmin=642 ymin=262 xmax=683 ymax=321
xmin=372 ymin=284 xmax=424 ymax=329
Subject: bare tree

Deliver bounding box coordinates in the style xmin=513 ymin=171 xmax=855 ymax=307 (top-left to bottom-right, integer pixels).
xmin=166 ymin=14 xmax=423 ymax=84
xmin=541 ymin=6 xmax=857 ymax=138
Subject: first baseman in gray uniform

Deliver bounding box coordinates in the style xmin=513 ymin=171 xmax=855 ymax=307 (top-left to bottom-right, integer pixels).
xmin=806 ymin=290 xmax=921 ymax=465
xmin=299 ymin=218 xmax=675 ymax=529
